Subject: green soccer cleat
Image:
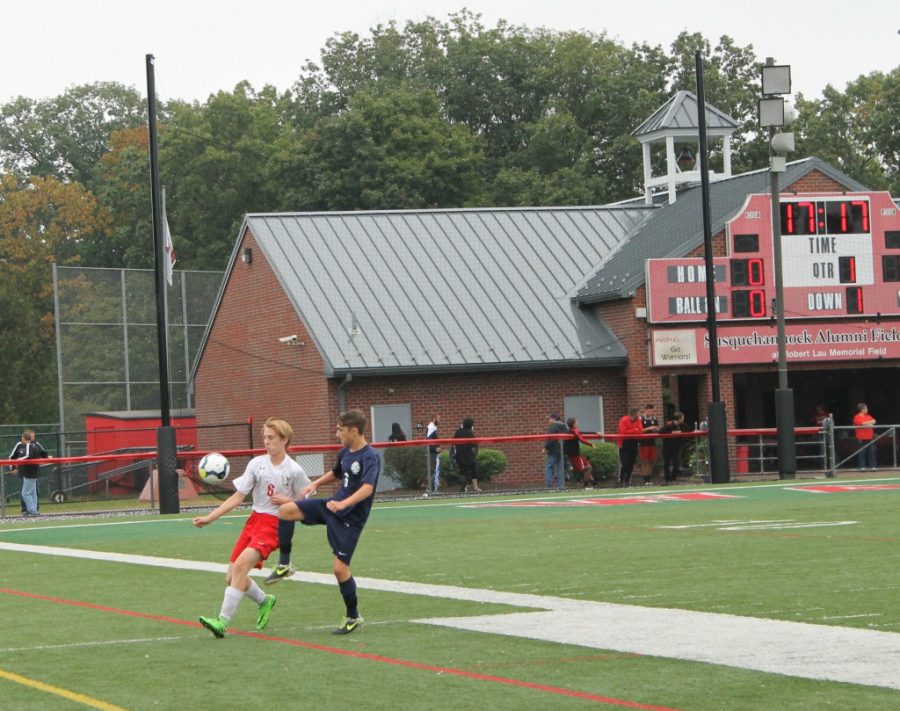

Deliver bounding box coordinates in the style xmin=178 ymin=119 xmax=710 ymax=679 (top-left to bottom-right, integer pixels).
xmin=199 ymin=615 xmax=226 ymax=638
xmin=332 ymin=616 xmax=364 ymax=635
xmin=256 ymin=594 xmax=277 ymax=631
xmin=264 ymin=563 xmax=296 ymax=586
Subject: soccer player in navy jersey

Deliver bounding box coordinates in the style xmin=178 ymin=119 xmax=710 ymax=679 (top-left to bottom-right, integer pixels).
xmin=274 ymin=409 xmax=381 ymax=634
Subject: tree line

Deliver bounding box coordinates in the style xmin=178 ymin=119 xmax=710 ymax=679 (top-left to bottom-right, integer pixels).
xmin=0 ymin=11 xmax=897 ymax=424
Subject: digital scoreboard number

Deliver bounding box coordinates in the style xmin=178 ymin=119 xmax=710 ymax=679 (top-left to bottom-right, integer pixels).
xmin=645 ymin=192 xmax=900 ymax=324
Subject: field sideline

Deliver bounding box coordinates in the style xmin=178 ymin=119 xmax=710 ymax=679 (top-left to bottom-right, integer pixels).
xmin=1 ymin=478 xmax=898 ymax=709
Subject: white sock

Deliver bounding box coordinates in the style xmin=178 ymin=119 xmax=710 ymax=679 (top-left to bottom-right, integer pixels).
xmin=219 ymin=586 xmax=243 ymax=622
xmin=245 ymin=579 xmax=266 ymax=605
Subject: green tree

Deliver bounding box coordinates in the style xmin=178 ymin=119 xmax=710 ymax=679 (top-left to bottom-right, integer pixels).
xmin=88 ymin=126 xmax=154 ymax=268
xmin=0 ymin=82 xmax=145 ymax=190
xmin=157 ymin=83 xmax=288 ymax=268
xmin=275 ymin=86 xmax=485 ymax=210
xmin=794 ymin=68 xmax=900 ymax=194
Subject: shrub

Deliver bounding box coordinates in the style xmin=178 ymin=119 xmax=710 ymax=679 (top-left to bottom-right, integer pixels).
xmin=439 ymin=448 xmax=507 ymax=486
xmin=582 ymin=441 xmax=620 ymax=479
xmin=382 ymin=445 xmax=429 ymax=489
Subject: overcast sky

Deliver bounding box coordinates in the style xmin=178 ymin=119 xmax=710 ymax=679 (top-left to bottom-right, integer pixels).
xmin=3 ymin=1 xmax=897 ymax=104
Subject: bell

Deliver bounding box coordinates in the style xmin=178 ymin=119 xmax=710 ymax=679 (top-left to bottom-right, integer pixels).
xmin=676 ymin=147 xmax=695 ymax=171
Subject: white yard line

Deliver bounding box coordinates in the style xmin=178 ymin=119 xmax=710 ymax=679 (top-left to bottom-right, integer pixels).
xmin=0 ymin=637 xmax=183 ymax=653
xmin=2 ymin=541 xmax=899 ymax=691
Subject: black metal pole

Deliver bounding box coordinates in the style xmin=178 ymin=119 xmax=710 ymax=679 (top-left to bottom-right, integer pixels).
xmin=769 ymin=127 xmax=797 ymax=479
xmin=147 ymin=54 xmax=179 ymax=513
xmin=696 ymin=50 xmax=730 ymax=484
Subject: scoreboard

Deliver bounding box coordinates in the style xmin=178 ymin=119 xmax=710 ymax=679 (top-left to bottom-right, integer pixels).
xmin=646 ymin=191 xmax=900 ymax=324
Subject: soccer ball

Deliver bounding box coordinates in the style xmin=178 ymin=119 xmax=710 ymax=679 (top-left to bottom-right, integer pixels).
xmin=198 ymin=452 xmax=230 ymax=482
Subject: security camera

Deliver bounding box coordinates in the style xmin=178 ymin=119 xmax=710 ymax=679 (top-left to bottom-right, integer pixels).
xmin=278 ymin=335 xmax=299 ymax=344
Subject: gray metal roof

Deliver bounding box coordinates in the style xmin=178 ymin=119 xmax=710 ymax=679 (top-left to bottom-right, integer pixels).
xmin=84 ymin=409 xmax=195 ymax=419
xmin=574 ymin=157 xmax=870 ymax=304
xmin=632 ymin=90 xmax=739 ymax=140
xmin=242 ymin=206 xmax=656 ymax=376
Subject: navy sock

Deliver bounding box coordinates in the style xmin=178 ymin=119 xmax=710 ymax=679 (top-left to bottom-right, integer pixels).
xmin=339 ymin=576 xmax=359 ymax=618
xmin=277 ymin=519 xmax=295 ymax=566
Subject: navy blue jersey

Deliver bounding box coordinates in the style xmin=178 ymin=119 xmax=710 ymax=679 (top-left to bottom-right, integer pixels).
xmin=330 ymin=444 xmax=381 ymax=527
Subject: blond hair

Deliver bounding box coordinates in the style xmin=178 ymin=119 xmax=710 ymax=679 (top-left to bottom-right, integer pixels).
xmin=263 ymin=418 xmax=293 ymax=446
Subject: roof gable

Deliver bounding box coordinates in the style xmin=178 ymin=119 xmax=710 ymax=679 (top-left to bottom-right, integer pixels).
xmin=242 ymin=206 xmax=655 ymax=375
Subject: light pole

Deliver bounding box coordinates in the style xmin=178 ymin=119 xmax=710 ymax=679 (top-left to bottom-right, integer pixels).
xmin=696 ymin=51 xmax=729 ymax=484
xmin=759 ymin=58 xmax=797 ymax=478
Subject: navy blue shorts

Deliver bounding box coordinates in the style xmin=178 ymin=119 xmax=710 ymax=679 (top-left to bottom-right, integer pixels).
xmin=295 ymin=498 xmax=363 ymax=564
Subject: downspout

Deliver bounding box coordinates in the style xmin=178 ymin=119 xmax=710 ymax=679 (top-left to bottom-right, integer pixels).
xmin=337 ymin=373 xmax=352 ymax=413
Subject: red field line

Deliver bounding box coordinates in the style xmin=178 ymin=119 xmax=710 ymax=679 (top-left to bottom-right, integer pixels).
xmin=0 ymin=587 xmax=682 ymax=711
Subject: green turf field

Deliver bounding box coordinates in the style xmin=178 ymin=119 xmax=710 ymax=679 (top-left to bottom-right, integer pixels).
xmin=1 ymin=478 xmax=898 ymax=710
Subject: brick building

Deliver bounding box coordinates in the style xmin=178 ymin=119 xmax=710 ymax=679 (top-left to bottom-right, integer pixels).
xmin=191 ymin=95 xmax=899 ymax=484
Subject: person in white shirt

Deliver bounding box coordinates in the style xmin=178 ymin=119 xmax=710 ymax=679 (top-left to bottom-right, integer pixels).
xmin=193 ymin=418 xmax=310 ymax=638
xmin=426 ymin=414 xmax=442 ymax=490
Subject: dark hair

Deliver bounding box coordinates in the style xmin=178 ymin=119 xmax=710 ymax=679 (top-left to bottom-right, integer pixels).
xmin=338 ymin=409 xmax=368 ymax=434
xmin=390 ymin=422 xmax=406 ymax=439
xmin=462 ymin=417 xmax=474 ymax=429
xmin=566 ymin=417 xmax=576 ymax=428
xmin=645 ymin=403 xmax=655 ymax=410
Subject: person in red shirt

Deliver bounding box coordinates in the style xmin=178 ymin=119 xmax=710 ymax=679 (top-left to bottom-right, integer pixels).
xmin=564 ymin=417 xmax=596 ymax=489
xmin=852 ymin=402 xmax=877 ymax=470
xmin=617 ymin=407 xmax=644 ymax=486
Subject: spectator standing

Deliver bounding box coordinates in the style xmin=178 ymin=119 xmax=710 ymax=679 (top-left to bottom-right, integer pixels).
xmin=387 ymin=423 xmax=407 ymax=442
xmin=544 ymin=413 xmax=568 ymax=490
xmin=852 ymin=402 xmax=877 ymax=470
xmin=426 ymin=414 xmax=442 ymax=491
xmin=813 ymin=404 xmax=831 ymax=428
xmin=659 ymin=411 xmax=685 ymax=484
xmin=564 ymin=417 xmax=595 ymax=489
xmin=452 ymin=417 xmax=480 ymax=492
xmin=639 ymin=404 xmax=661 ymax=483
xmin=9 ymin=429 xmax=49 ymax=516
xmin=617 ymin=408 xmax=643 ymax=486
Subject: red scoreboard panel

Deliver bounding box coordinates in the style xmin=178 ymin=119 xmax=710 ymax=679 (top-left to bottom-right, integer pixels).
xmin=645 ymin=191 xmax=900 ymax=324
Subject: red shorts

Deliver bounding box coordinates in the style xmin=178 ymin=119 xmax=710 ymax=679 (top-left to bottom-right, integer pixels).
xmin=230 ymin=511 xmax=279 ymax=568
xmin=568 ymin=455 xmax=590 ymax=472
xmin=639 ymin=446 xmax=657 ymax=461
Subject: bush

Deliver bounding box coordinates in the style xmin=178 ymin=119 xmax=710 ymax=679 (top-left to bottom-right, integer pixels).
xmin=382 ymin=445 xmax=429 ymax=489
xmin=439 ymin=448 xmax=508 ymax=486
xmin=582 ymin=441 xmax=620 ymax=479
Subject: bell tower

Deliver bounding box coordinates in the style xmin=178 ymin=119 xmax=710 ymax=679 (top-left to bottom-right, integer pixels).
xmin=632 ymin=90 xmax=739 ymax=204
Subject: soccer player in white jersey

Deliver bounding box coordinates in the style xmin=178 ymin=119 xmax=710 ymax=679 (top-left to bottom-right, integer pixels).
xmin=193 ymin=418 xmax=310 ymax=638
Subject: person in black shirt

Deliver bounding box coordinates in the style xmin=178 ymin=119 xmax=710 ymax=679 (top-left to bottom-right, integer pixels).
xmin=659 ymin=411 xmax=686 ymax=484
xmin=452 ymin=417 xmax=480 ymax=492
xmin=9 ymin=429 xmax=49 ymax=516
xmin=638 ymin=404 xmax=661 ymax=484
xmin=387 ymin=423 xmax=407 ymax=442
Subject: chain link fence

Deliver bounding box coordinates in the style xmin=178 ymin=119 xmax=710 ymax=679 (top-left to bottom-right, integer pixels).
xmin=53 ymin=264 xmax=223 ymax=454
